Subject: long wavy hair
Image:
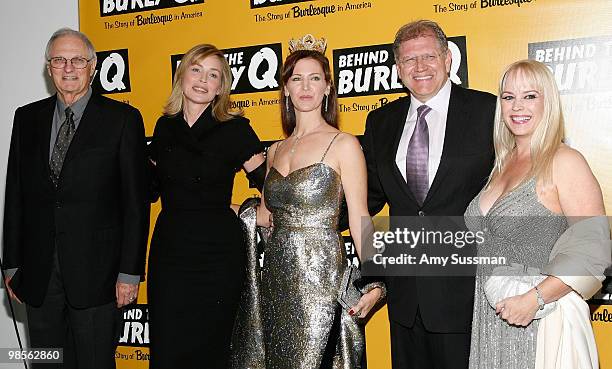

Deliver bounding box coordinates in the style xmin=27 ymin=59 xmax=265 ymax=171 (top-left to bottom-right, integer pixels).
xmin=487 ymin=59 xmax=565 ymax=187
xmin=280 ymin=50 xmax=338 ymax=137
xmin=164 ymin=44 xmax=240 ymax=121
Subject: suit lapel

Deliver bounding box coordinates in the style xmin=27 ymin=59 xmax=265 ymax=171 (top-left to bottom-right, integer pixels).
xmin=424 ymin=84 xmax=469 ymax=205
xmin=37 ymin=96 xmax=56 ymax=191
xmin=386 ymin=97 xmax=418 ymax=203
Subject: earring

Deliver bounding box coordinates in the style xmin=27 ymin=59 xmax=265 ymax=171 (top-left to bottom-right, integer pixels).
xmin=285 ymin=96 xmax=289 ymax=112
xmin=324 ymin=94 xmax=328 ymax=112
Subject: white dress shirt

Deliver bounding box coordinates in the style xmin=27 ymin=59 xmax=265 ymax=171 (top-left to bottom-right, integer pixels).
xmin=395 ymin=79 xmax=452 ymax=187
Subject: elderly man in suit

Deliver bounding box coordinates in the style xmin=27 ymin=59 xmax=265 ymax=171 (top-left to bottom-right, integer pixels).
xmin=362 ymin=20 xmax=496 ymax=369
xmin=2 ymin=28 xmax=148 ymax=369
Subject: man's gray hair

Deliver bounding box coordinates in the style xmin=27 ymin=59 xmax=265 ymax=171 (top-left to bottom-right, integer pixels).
xmin=392 ymin=20 xmax=448 ymax=62
xmin=45 ymin=28 xmax=96 ymax=61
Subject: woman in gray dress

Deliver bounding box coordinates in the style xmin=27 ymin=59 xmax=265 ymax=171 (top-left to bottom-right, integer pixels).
xmin=255 ymin=36 xmax=384 ymax=369
xmin=466 ymin=59 xmax=608 ymax=368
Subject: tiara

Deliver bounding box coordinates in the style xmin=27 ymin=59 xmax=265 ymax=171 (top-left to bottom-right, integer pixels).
xmin=288 ymin=34 xmax=327 ymax=54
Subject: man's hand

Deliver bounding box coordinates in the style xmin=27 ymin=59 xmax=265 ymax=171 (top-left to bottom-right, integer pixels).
xmin=116 ymin=282 xmax=139 ymax=308
xmin=4 ymin=276 xmax=22 ymax=304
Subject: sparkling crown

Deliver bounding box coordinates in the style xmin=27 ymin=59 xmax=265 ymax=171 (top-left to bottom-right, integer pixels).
xmin=288 ymin=34 xmax=327 ymax=54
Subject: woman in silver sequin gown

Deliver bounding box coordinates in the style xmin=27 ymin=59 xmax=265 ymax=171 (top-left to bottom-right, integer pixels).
xmin=466 ymin=60 xmax=606 ymax=368
xmin=256 ymin=41 xmax=383 ymax=369
xmin=465 ymin=179 xmax=567 ymax=368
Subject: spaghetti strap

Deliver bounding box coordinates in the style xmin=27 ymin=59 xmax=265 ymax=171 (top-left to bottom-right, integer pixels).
xmin=270 ymin=140 xmax=282 ymax=167
xmin=320 ymin=132 xmax=342 ymax=162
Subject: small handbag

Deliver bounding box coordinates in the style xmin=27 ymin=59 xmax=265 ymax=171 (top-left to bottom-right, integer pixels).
xmin=484 ymin=263 xmax=557 ymax=320
xmin=337 ymin=265 xmax=387 ymax=313
xmin=337 ymin=265 xmax=363 ymax=311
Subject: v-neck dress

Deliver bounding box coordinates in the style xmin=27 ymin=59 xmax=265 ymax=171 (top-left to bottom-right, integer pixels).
xmin=259 ymin=133 xmax=365 ymax=369
xmin=465 ymin=177 xmax=567 ymax=369
xmin=147 ymin=106 xmax=262 ymax=369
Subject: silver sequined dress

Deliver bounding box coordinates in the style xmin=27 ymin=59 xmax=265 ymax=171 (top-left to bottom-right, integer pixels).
xmin=465 ymin=177 xmax=567 ymax=369
xmin=261 ymin=133 xmax=365 ymax=369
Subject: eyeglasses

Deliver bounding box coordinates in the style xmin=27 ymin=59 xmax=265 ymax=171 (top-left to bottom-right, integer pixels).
xmin=48 ymin=56 xmax=93 ymax=69
xmin=398 ymin=53 xmax=442 ymax=68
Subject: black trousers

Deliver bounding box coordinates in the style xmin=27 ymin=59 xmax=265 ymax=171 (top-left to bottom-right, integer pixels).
xmin=390 ymin=308 xmax=470 ymax=369
xmin=26 ymin=252 xmax=122 ymax=369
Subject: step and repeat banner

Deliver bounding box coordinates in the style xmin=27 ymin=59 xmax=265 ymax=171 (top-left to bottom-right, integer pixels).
xmin=79 ymin=0 xmax=612 ymax=368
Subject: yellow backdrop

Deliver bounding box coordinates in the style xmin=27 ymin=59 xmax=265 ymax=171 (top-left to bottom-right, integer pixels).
xmin=79 ymin=1 xmax=612 ymax=368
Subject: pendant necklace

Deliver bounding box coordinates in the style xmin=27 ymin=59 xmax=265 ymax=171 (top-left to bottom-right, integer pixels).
xmin=288 ymin=123 xmax=323 ymax=155
xmin=290 ymin=133 xmax=303 ymax=154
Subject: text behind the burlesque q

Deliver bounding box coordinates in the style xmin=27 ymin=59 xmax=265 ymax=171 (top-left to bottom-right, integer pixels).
xmin=250 ymin=0 xmax=312 ymax=8
xmin=332 ymin=37 xmax=468 ymax=114
xmin=100 ymin=0 xmax=203 ymax=17
xmin=118 ymin=305 xmax=149 ymax=348
xmin=529 ymin=36 xmax=612 ymax=94
xmin=100 ymin=0 xmax=204 ymax=30
xmin=433 ymin=0 xmax=535 ymax=14
xmin=343 ymin=235 xmax=360 ymax=267
xmin=251 ymin=1 xmax=372 ymax=23
xmin=91 ymin=49 xmax=131 ymax=95
xmin=170 ymin=43 xmax=282 ymax=96
xmin=590 ymin=302 xmax=612 ymax=355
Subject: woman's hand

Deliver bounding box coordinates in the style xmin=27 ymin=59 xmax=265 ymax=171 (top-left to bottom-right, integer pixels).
xmin=256 ymin=205 xmax=272 ymax=228
xmin=495 ymin=289 xmax=539 ymax=326
xmin=349 ymin=287 xmax=382 ymax=319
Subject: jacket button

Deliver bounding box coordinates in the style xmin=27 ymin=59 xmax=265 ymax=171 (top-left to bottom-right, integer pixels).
xmin=193 ymin=176 xmax=201 ymax=183
xmin=55 ymin=201 xmax=62 ymax=209
xmin=418 ymin=210 xmax=425 ymax=216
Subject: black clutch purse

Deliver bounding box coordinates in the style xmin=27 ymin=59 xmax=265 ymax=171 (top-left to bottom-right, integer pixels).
xmin=337 ymin=266 xmax=363 ymax=311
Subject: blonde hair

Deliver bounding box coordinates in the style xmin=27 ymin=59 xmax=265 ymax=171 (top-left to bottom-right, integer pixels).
xmin=488 ymin=59 xmax=565 ymax=187
xmin=164 ymin=44 xmax=240 ymax=121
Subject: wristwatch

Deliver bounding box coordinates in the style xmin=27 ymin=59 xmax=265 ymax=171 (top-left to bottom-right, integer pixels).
xmin=534 ymin=286 xmax=545 ymax=311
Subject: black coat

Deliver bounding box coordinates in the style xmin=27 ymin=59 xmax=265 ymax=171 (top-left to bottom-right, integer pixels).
xmin=3 ymin=94 xmax=149 ymax=308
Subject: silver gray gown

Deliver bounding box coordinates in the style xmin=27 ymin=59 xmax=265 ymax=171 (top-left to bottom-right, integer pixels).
xmin=465 ymin=177 xmax=567 ymax=369
xmin=261 ymin=134 xmax=364 ymax=369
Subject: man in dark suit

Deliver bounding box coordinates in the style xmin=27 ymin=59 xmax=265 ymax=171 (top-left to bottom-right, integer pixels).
xmin=362 ymin=20 xmax=495 ymax=369
xmin=2 ymin=28 xmax=148 ymax=369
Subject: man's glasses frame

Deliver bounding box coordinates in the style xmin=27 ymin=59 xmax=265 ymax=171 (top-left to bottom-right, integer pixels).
xmin=48 ymin=56 xmax=93 ymax=69
xmin=397 ymin=52 xmax=445 ymax=68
